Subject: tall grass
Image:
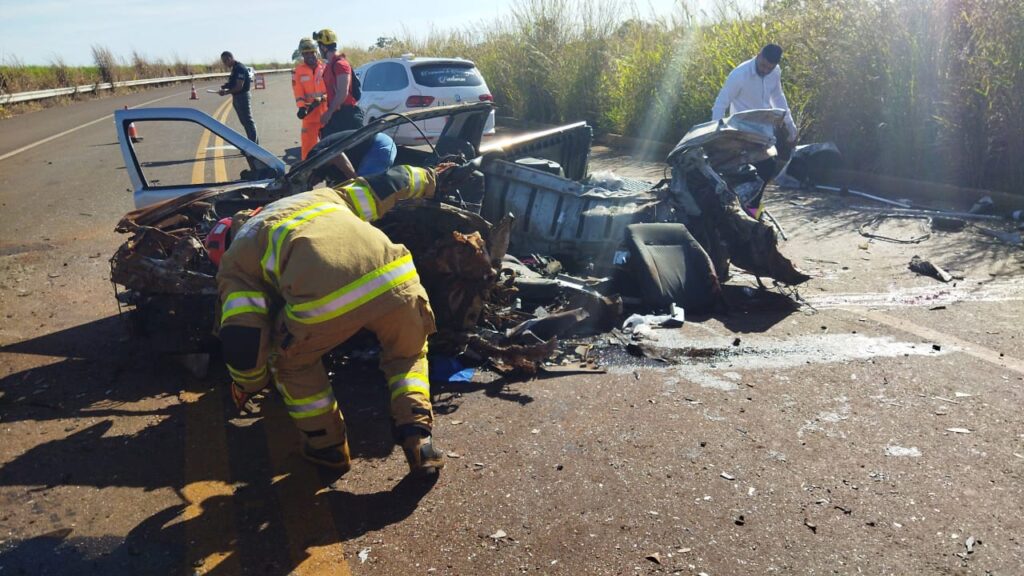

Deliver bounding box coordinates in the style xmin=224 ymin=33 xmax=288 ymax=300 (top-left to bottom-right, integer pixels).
xmin=349 ymin=0 xmax=1023 ymax=193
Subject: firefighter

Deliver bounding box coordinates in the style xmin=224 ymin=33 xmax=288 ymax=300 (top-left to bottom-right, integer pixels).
xmin=208 ymin=164 xmax=458 ymax=477
xmin=292 ymin=38 xmax=327 ymax=160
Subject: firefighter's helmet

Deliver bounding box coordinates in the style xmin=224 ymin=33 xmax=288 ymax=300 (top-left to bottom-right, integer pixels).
xmin=204 ymin=217 xmax=234 ymax=266
xmin=313 ymin=29 xmax=338 ymax=46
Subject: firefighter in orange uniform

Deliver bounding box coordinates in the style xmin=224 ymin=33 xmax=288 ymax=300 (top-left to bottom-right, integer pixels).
xmin=207 ymin=165 xmax=459 ymax=477
xmin=292 ymin=38 xmax=327 ymax=160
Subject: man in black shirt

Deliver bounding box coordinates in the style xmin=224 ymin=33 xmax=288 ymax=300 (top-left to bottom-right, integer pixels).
xmin=218 ymin=51 xmax=258 ymax=146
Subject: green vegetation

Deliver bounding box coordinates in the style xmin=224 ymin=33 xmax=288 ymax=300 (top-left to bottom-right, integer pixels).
xmin=357 ymin=0 xmax=1024 ymax=193
xmin=3 ymin=1 xmax=1020 ymax=192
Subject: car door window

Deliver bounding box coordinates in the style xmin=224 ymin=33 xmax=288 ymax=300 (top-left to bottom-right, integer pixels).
xmin=412 ymin=63 xmax=483 ymax=87
xmin=363 ymin=62 xmax=409 ymax=92
xmin=129 ymin=120 xmax=260 ymax=187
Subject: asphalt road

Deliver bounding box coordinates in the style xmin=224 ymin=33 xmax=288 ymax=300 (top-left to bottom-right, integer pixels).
xmin=2 ymin=78 xmax=1024 ymax=576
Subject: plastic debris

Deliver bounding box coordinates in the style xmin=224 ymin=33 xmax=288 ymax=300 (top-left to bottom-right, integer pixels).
xmin=885 ymin=445 xmax=922 ymax=457
xmin=908 ymin=256 xmax=953 ymax=282
xmin=428 ymin=355 xmax=476 ymax=383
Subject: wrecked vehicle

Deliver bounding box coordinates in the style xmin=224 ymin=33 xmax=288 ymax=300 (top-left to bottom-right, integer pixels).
xmin=110 ymin=104 xmax=808 ymax=373
xmin=477 ymin=108 xmax=809 ymax=305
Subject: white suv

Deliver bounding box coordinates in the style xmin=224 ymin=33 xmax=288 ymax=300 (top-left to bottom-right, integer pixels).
xmin=355 ymin=55 xmax=497 ymax=145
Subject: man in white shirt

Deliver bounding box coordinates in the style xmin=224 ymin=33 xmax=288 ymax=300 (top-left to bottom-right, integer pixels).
xmin=712 ymin=44 xmax=798 ymax=143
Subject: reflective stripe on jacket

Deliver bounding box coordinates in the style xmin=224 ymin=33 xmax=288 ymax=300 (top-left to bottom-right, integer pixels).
xmin=292 ymin=61 xmax=327 ymax=111
xmin=216 ymin=166 xmax=437 ymax=390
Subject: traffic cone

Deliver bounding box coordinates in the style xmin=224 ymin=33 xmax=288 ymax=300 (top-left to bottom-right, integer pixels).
xmin=190 ymin=82 xmax=199 ymax=100
xmin=125 ymin=106 xmax=142 ymax=143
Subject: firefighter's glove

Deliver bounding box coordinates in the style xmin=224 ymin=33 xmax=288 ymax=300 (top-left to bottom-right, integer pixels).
xmin=436 ymin=156 xmax=482 ymax=193
xmin=297 ymin=107 xmax=308 ymax=120
xmin=230 ymin=382 xmax=264 ymax=416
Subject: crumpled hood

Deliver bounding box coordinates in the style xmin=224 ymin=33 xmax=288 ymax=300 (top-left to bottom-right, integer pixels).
xmin=667 ymin=108 xmax=787 ymax=172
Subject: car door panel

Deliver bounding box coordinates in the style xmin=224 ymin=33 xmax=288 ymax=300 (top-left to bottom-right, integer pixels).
xmin=114 ymin=107 xmax=285 ymax=208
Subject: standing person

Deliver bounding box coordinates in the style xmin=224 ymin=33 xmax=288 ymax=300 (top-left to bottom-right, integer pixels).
xmin=711 ymin=44 xmax=798 ymax=146
xmin=207 ymin=164 xmax=463 ymax=477
xmin=313 ymin=28 xmax=364 ymax=137
xmin=218 ymin=51 xmax=259 ymax=145
xmin=292 ymin=38 xmax=327 ymax=160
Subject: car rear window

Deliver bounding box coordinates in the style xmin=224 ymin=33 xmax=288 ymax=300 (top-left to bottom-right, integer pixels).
xmin=412 ymin=63 xmax=483 ymax=87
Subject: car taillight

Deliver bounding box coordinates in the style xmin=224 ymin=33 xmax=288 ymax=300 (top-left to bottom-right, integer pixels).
xmin=479 ymin=93 xmax=493 ymax=102
xmin=406 ymin=95 xmax=435 ymax=107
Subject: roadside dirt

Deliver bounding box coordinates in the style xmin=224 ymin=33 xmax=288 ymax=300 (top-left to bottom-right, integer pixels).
xmin=2 ymin=110 xmax=1023 ymax=574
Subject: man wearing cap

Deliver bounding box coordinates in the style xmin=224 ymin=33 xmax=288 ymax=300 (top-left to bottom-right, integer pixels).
xmin=711 ymin=43 xmax=798 ymax=144
xmin=314 ymin=28 xmax=364 ymax=137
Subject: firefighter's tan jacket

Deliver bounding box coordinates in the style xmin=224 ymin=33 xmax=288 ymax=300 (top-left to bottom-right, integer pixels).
xmin=217 ymin=165 xmax=437 ymax=390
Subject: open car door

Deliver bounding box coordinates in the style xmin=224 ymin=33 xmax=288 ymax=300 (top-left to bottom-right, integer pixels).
xmin=114 ymin=107 xmax=287 ymax=208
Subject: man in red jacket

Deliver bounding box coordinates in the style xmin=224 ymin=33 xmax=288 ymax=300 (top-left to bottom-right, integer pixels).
xmin=314 ymin=28 xmax=364 ymax=137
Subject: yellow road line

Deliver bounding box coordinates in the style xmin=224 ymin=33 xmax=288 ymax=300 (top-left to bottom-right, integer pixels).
xmin=181 ymin=389 xmax=242 ymax=574
xmin=263 ymin=399 xmax=350 ymax=575
xmin=862 ymin=310 xmax=1024 ymax=376
xmin=212 ymin=100 xmax=234 ymax=182
xmin=191 ymin=128 xmax=213 ymax=184
xmin=192 ymin=98 xmax=233 ymax=185
xmin=181 ymin=100 xmax=240 ymax=574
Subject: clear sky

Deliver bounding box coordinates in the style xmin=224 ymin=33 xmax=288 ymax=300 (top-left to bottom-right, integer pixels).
xmin=0 ymin=0 xmax=757 ymax=66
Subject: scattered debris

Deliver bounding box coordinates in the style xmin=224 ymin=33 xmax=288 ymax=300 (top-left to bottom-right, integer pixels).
xmin=734 ymin=514 xmax=746 ymax=526
xmin=358 ymin=548 xmax=370 ymax=563
xmin=645 ymin=552 xmax=662 ymax=564
xmin=885 ymin=445 xmax=922 ymax=458
xmin=945 ymin=427 xmax=972 ymax=434
xmin=964 ymin=536 xmax=976 ymax=554
xmin=621 ymin=308 xmax=686 ymax=333
xmin=804 ymin=519 xmax=817 ymax=534
xmin=974 ymin=226 xmax=1023 ymax=247
xmin=720 ymin=472 xmax=735 ymax=481
xmin=930 ymin=216 xmax=967 ymax=232
xmin=908 ymin=255 xmax=953 ymax=283
xmin=489 ymin=529 xmax=508 ymax=541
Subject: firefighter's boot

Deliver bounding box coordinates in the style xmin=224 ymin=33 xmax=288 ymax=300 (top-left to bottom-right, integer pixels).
xmin=302 ymin=437 xmax=351 ymax=473
xmin=401 ymin=432 xmax=445 ymax=477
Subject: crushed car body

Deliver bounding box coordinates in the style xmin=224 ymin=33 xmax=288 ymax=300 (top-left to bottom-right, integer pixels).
xmin=110 ymin=103 xmax=811 ymax=372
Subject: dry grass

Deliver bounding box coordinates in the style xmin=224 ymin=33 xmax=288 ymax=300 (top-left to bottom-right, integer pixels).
xmin=338 ymin=0 xmax=1023 ymax=193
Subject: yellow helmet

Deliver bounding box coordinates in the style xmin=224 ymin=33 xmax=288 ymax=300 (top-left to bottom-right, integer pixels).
xmin=298 ymin=37 xmax=317 ymax=53
xmin=313 ymin=29 xmax=338 ymax=46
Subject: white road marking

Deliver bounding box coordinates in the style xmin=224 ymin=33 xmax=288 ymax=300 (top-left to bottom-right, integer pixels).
xmin=0 ymin=91 xmax=188 ymax=163
xmin=205 ymin=145 xmax=238 ymax=151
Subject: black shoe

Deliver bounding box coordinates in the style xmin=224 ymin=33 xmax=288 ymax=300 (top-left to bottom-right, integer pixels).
xmin=302 ymin=442 xmax=351 ymax=473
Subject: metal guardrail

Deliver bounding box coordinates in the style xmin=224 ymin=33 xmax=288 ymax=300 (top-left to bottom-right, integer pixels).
xmin=0 ymin=68 xmax=292 ymax=105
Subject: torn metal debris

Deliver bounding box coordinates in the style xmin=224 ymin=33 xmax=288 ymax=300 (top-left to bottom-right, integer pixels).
xmin=110 ymin=104 xmax=824 ymax=379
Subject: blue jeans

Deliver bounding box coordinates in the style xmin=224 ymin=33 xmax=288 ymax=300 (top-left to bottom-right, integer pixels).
xmin=356 ymin=134 xmax=397 ymax=176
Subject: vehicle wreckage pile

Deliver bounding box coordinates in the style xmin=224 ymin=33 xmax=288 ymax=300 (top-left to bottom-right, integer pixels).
xmin=110 ymin=109 xmax=814 ymax=377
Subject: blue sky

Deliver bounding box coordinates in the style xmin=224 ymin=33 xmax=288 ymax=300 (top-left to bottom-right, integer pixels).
xmin=0 ymin=0 xmax=756 ymax=66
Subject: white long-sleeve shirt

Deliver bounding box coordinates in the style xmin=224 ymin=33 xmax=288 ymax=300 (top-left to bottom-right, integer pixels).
xmin=711 ymin=57 xmax=798 ymax=140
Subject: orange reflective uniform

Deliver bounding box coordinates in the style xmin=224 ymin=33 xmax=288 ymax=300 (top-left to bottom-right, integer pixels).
xmin=292 ymin=60 xmax=327 ymax=160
